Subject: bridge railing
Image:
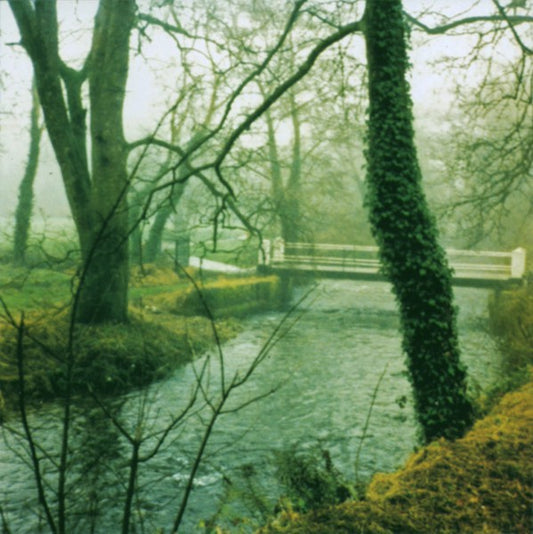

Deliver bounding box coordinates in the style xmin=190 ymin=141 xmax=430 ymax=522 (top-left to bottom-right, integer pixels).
xmin=261 ymin=239 xmax=527 ymax=283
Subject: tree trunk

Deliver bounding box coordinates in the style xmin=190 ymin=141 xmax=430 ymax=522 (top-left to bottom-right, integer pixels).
xmin=283 ymin=91 xmax=302 ymax=243
xmin=263 ymin=94 xmax=302 ymax=244
xmin=128 ymin=194 xmax=144 ymax=266
xmin=144 ymin=205 xmax=172 ymax=263
xmin=364 ymin=0 xmax=474 ymax=442
xmin=144 ymin=183 xmax=186 ymax=264
xmin=76 ymin=0 xmax=134 ymax=324
xmin=8 ymin=0 xmax=135 ymax=324
xmin=13 ymin=80 xmax=41 ymax=266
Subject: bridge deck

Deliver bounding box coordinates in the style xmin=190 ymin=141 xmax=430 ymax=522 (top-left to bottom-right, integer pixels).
xmin=260 ymin=240 xmax=527 ymax=289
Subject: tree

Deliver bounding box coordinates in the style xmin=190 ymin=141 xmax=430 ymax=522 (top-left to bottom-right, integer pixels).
xmin=12 ymin=79 xmax=42 ymax=266
xmin=403 ymin=1 xmax=532 ymax=250
xmin=8 ymin=0 xmax=135 ymax=323
xmin=262 ymin=90 xmax=303 ymax=244
xmin=364 ymin=0 xmax=474 ymax=442
xmin=440 ymin=32 xmax=532 ymax=248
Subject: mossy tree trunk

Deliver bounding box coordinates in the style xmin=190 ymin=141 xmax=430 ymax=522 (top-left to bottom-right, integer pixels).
xmin=13 ymin=80 xmax=42 ymax=266
xmin=364 ymin=0 xmax=474 ymax=442
xmin=9 ymin=0 xmax=135 ymax=324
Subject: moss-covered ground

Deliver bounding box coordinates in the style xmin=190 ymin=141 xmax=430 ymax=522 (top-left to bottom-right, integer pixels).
xmin=0 ymin=263 xmax=279 ymax=414
xmin=258 ymin=376 xmax=532 ymax=534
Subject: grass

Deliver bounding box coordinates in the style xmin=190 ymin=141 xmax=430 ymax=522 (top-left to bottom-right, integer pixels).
xmin=0 ymin=261 xmax=278 ymax=414
xmin=0 ymin=265 xmax=73 ymax=312
xmin=143 ymin=274 xmax=281 ymax=318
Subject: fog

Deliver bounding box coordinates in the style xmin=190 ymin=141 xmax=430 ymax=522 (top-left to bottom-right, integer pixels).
xmin=0 ymin=0 xmax=528 ymax=246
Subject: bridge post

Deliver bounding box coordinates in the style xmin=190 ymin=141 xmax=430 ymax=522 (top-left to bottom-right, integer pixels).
xmin=272 ymin=237 xmax=285 ymax=263
xmin=511 ymin=247 xmax=526 ymax=279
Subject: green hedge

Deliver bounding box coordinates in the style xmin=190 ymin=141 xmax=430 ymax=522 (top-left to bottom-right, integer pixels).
xmin=488 ymin=286 xmax=533 ymax=371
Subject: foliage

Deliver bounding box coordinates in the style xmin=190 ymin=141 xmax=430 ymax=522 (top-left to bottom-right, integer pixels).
xmin=200 ymin=462 xmax=274 ymax=533
xmin=258 ymin=379 xmax=533 ymax=534
xmin=130 ymin=263 xmax=185 ymax=287
xmin=274 ymin=445 xmax=353 ymax=512
xmin=478 ymin=285 xmax=533 ymax=412
xmin=488 ymin=286 xmax=533 ymax=371
xmin=364 ymin=0 xmax=473 ymax=442
xmin=203 ymin=445 xmax=353 ymax=533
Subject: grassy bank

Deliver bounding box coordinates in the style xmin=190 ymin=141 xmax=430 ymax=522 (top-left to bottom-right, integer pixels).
xmin=143 ymin=274 xmax=281 ymax=318
xmin=0 ymin=263 xmax=281 ymax=414
xmin=257 ymin=285 xmax=533 ymax=534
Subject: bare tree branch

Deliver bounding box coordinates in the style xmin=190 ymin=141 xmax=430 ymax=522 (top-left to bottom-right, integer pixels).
xmin=491 ymin=0 xmax=533 ymax=54
xmin=404 ymin=10 xmax=533 ymax=34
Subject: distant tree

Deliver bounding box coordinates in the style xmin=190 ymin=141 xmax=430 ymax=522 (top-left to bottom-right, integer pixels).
xmin=364 ymin=0 xmax=474 ymax=442
xmin=442 ymin=41 xmax=532 ymax=247
xmin=262 ymin=90 xmax=303 ymax=244
xmin=404 ymin=1 xmax=532 ymax=248
xmin=8 ymin=0 xmax=135 ymax=323
xmin=12 ymin=79 xmax=42 ymax=266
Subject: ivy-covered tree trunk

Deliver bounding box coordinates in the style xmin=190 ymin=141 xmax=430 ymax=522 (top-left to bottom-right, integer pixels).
xmin=364 ymin=0 xmax=474 ymax=442
xmin=13 ymin=80 xmax=41 ymax=266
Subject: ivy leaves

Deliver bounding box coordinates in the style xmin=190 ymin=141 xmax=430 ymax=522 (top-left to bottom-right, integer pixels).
xmin=363 ymin=0 xmax=474 ymax=443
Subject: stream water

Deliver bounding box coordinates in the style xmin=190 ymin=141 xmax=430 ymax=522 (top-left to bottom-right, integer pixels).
xmin=0 ymin=280 xmax=503 ymax=533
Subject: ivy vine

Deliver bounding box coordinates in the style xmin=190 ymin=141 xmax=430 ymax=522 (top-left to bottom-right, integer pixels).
xmin=363 ymin=0 xmax=474 ymax=443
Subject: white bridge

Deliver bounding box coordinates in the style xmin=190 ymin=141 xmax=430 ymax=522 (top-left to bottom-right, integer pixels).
xmin=260 ymin=239 xmax=527 ymax=288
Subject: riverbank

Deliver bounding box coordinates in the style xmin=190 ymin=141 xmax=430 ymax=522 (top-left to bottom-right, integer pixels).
xmin=0 ymin=264 xmax=280 ymax=415
xmin=258 ymin=375 xmax=532 ymax=534
xmin=258 ymin=285 xmax=533 ymax=534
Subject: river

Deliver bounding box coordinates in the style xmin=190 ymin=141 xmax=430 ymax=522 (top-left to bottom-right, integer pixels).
xmin=0 ymin=280 xmax=503 ymax=533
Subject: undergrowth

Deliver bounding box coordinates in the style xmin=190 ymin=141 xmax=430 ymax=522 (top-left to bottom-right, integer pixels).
xmin=479 ymin=285 xmax=533 ymax=412
xmin=0 ymin=263 xmax=260 ymax=414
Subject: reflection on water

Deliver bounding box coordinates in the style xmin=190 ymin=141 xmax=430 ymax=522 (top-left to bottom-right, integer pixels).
xmin=0 ymin=281 xmax=503 ymax=532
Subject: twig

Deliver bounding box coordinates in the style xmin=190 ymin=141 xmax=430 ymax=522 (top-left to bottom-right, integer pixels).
xmin=354 ymin=362 xmax=389 ymax=488
xmin=15 ymin=314 xmax=58 ymax=533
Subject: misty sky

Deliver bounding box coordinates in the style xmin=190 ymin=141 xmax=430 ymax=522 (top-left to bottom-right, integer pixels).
xmin=0 ymin=0 xmax=524 ymax=226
